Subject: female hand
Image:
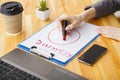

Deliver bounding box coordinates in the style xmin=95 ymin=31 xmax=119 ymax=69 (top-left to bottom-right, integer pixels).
xmin=97 ymin=26 xmax=120 ymax=41
xmin=58 ymin=15 xmax=83 ymax=32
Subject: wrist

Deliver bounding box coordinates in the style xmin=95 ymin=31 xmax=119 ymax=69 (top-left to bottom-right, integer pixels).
xmin=76 ymin=7 xmax=96 ymax=21
xmin=76 ymin=13 xmax=85 ymax=22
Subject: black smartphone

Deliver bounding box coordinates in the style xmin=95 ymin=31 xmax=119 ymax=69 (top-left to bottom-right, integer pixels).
xmin=78 ymin=44 xmax=107 ymax=65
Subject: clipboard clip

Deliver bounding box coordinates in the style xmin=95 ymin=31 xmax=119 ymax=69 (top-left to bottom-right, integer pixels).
xmin=30 ymin=46 xmax=55 ymax=59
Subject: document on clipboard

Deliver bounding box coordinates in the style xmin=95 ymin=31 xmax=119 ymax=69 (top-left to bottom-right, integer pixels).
xmin=18 ymin=15 xmax=100 ymax=66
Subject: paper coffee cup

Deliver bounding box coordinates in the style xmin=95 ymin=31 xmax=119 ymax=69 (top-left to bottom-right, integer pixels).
xmin=0 ymin=1 xmax=23 ymax=36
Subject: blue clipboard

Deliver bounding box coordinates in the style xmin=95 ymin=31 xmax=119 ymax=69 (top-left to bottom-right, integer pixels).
xmin=17 ymin=16 xmax=100 ymax=66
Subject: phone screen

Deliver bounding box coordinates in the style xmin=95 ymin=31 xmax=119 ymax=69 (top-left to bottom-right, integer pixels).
xmin=78 ymin=44 xmax=107 ymax=65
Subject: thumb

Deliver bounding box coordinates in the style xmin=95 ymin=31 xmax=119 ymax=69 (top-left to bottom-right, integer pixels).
xmin=65 ymin=24 xmax=74 ymax=31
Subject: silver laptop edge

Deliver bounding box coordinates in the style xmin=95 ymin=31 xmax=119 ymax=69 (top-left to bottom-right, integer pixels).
xmin=1 ymin=48 xmax=88 ymax=80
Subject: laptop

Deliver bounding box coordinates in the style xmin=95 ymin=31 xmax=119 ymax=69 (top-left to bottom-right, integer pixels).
xmin=0 ymin=48 xmax=88 ymax=80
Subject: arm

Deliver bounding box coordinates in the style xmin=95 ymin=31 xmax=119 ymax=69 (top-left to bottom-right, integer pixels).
xmin=76 ymin=7 xmax=96 ymax=21
xmin=58 ymin=8 xmax=96 ymax=31
xmin=85 ymin=0 xmax=120 ymax=18
xmin=59 ymin=0 xmax=120 ymax=31
xmin=76 ymin=0 xmax=120 ymax=23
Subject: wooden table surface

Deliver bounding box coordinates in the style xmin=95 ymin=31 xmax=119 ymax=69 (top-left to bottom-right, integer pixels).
xmin=0 ymin=0 xmax=120 ymax=80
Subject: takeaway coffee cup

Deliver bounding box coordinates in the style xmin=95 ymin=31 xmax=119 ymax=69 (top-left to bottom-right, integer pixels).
xmin=0 ymin=1 xmax=23 ymax=35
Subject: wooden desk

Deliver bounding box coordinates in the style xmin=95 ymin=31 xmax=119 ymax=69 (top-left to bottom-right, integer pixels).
xmin=0 ymin=0 xmax=120 ymax=80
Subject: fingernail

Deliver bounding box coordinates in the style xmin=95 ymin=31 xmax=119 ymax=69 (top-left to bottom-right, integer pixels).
xmin=65 ymin=27 xmax=69 ymax=30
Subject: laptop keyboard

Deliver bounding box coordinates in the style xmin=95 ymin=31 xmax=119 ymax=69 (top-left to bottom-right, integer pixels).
xmin=0 ymin=60 xmax=41 ymax=80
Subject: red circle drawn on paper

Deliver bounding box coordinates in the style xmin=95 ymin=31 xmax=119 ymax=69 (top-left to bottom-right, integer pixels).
xmin=48 ymin=28 xmax=81 ymax=45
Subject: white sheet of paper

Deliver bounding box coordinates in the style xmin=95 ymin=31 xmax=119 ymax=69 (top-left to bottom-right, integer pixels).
xmin=19 ymin=20 xmax=99 ymax=63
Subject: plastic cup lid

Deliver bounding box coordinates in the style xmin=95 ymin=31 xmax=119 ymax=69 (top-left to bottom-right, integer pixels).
xmin=0 ymin=1 xmax=23 ymax=16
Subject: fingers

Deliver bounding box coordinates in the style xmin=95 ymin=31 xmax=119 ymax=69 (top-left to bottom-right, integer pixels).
xmin=58 ymin=15 xmax=81 ymax=34
xmin=58 ymin=15 xmax=68 ymax=29
xmin=97 ymin=26 xmax=120 ymax=41
xmin=59 ymin=15 xmax=70 ymax=21
xmin=97 ymin=27 xmax=112 ymax=37
xmin=58 ymin=19 xmax=62 ymax=30
xmin=65 ymin=24 xmax=75 ymax=31
xmin=58 ymin=15 xmax=71 ymax=32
